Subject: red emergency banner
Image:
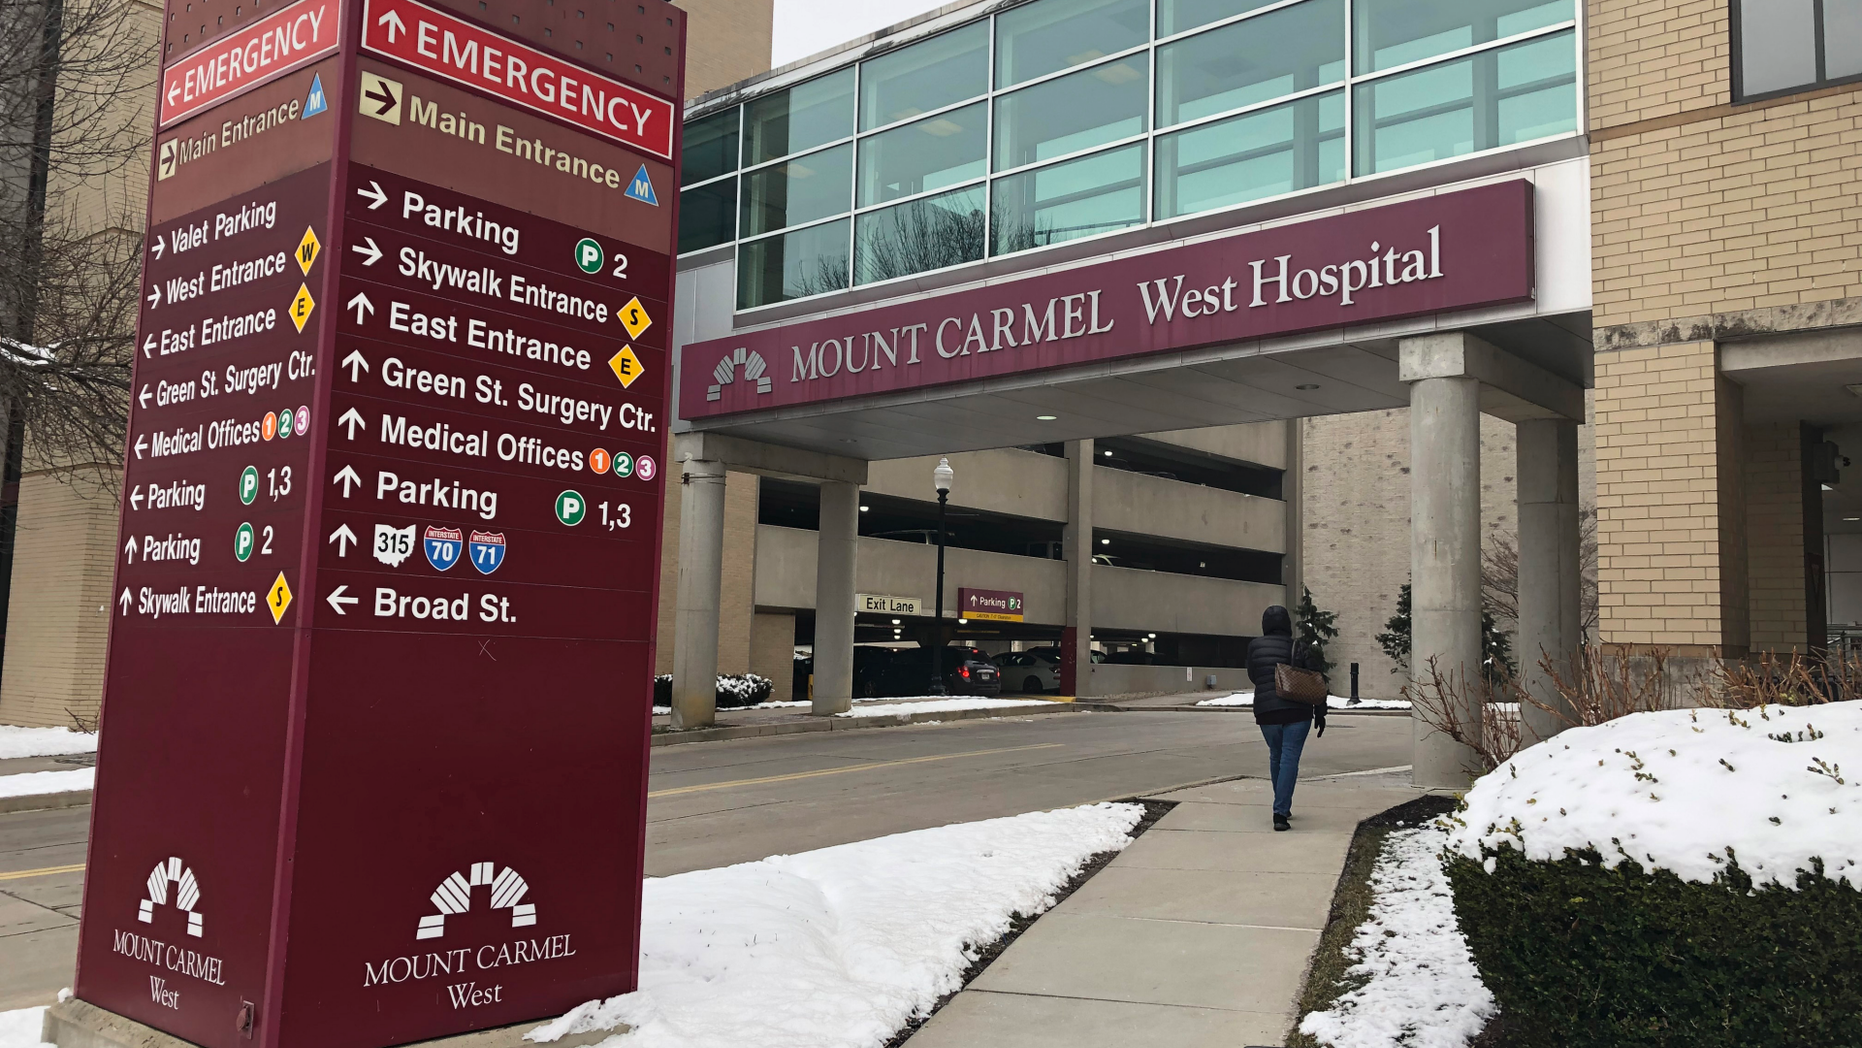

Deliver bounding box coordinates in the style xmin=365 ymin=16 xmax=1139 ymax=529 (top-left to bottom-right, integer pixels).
xmin=359 ymin=0 xmax=676 ymax=159
xmin=160 ymin=0 xmax=342 ymax=127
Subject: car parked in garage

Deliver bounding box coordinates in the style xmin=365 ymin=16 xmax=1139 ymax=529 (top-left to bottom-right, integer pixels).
xmin=995 ymin=651 xmax=1060 ymax=693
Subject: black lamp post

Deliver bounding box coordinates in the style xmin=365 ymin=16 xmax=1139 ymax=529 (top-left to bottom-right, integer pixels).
xmin=930 ymin=457 xmax=953 ymax=695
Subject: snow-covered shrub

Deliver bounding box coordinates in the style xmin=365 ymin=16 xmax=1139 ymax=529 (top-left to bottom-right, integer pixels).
xmin=715 ymin=673 xmax=773 ymax=708
xmin=651 ymin=673 xmax=774 ymax=709
xmin=1441 ymin=702 xmax=1862 ymax=1047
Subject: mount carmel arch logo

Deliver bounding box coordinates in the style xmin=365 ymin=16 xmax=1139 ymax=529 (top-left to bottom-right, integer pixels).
xmin=415 ymin=862 xmax=537 ymax=940
xmin=139 ymin=856 xmax=204 ymax=938
xmin=707 ymin=347 xmax=772 ymax=401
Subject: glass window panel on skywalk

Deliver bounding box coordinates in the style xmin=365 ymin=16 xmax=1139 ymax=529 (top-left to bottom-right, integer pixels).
xmin=742 ymin=68 xmax=856 ymax=165
xmin=739 ymin=143 xmax=853 ymax=237
xmin=681 ymin=109 xmax=739 ymax=186
xmin=1154 ymin=89 xmax=1343 ymax=219
xmin=859 ymin=22 xmax=990 ymax=130
xmin=854 ymin=185 xmax=987 ymax=284
xmin=679 ymin=179 xmax=738 ymax=253
xmin=857 ymin=102 xmax=988 ymax=207
xmin=994 ymin=0 xmax=1150 ymax=88
xmin=1353 ymin=0 xmax=1571 ymax=73
xmin=1155 ymin=0 xmax=1346 ymax=127
xmin=994 ymin=56 xmax=1148 ymax=171
xmin=1352 ymin=28 xmax=1575 ymax=174
xmin=738 ymin=219 xmax=852 ymax=308
xmin=990 ymin=143 xmax=1146 ymax=256
xmin=1158 ymin=0 xmax=1286 ymax=36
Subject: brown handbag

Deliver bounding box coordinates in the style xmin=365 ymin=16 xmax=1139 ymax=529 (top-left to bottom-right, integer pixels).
xmin=1275 ymin=662 xmax=1329 ymax=705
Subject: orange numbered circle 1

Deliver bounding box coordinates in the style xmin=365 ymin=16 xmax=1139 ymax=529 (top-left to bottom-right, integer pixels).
xmin=589 ymin=448 xmax=612 ymax=474
xmin=262 ymin=412 xmax=278 ymax=440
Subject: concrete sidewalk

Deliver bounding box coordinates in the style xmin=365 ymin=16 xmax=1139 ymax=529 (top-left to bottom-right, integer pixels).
xmin=904 ymin=771 xmax=1419 ymax=1047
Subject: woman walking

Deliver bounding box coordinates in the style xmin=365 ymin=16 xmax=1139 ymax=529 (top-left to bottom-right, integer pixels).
xmin=1246 ymin=605 xmax=1325 ymax=831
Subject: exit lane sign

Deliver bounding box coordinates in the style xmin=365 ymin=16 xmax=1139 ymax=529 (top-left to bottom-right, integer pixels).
xmin=359 ymin=0 xmax=676 ymax=159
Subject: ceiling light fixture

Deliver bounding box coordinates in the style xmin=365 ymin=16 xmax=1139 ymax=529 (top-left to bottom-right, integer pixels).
xmin=1035 ymin=414 xmax=1058 ymax=421
xmin=1100 ymin=538 xmax=1111 ymax=545
xmin=859 ymin=505 xmax=869 ymax=512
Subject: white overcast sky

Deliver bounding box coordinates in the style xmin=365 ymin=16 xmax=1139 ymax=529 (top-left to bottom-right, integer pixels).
xmin=771 ymin=0 xmax=947 ymax=66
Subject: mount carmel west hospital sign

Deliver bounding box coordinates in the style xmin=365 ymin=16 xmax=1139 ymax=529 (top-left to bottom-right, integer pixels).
xmin=682 ymin=180 xmax=1535 ymax=419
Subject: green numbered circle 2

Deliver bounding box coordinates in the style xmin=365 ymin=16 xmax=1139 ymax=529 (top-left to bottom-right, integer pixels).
xmin=612 ymin=451 xmax=635 ymax=479
xmin=234 ymin=522 xmax=255 ymax=562
xmin=555 ymin=489 xmax=586 ymax=526
xmin=276 ymin=406 xmax=294 ymax=439
xmin=574 ymin=238 xmax=603 ymax=275
xmin=239 ymin=466 xmax=259 ymax=505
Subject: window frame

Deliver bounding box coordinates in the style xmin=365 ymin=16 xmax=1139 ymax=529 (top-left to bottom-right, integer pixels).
xmin=681 ymin=0 xmax=1585 ymax=313
xmin=1730 ymin=0 xmax=1862 ymax=103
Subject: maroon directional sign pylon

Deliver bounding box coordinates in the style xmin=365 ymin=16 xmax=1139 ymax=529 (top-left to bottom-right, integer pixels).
xmin=75 ymin=2 xmax=684 ymax=1046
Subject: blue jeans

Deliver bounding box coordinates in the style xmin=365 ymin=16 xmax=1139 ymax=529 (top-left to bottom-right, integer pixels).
xmin=1259 ymin=720 xmax=1312 ymax=817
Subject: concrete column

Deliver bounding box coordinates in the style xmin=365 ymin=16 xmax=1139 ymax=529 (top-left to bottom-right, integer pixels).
xmin=671 ymin=457 xmax=727 ymax=729
xmin=1283 ymin=418 xmax=1304 ymax=608
xmin=813 ymin=480 xmax=859 ymax=716
xmin=1062 ymin=439 xmax=1094 ymax=696
xmin=1406 ymin=355 xmax=1483 ymax=788
xmin=1516 ymin=418 xmax=1582 ymax=745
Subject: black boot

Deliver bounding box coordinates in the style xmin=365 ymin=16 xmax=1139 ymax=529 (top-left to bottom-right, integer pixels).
xmin=1273 ymin=814 xmax=1290 ymax=832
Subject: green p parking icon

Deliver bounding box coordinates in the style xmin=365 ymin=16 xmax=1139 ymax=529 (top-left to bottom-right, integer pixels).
xmin=235 ymin=522 xmax=255 ymax=562
xmin=240 ymin=466 xmax=259 ymax=505
xmin=555 ymin=490 xmax=586 ymax=526
xmin=574 ymin=238 xmax=603 ymax=275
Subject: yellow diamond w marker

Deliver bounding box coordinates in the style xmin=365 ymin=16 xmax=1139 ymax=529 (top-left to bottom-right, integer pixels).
xmin=617 ymin=297 xmax=652 ymax=339
xmin=289 ymin=284 xmax=316 ymax=333
xmin=267 ymin=573 xmax=293 ymax=624
xmin=296 ymin=226 xmax=321 ymax=274
xmin=608 ymin=345 xmax=644 ymax=388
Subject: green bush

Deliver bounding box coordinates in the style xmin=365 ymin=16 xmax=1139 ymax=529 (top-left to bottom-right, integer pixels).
xmin=1446 ymin=846 xmax=1862 ymax=1047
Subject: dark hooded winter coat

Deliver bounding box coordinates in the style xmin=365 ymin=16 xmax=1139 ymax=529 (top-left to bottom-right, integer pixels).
xmin=1246 ymin=605 xmax=1326 ymax=726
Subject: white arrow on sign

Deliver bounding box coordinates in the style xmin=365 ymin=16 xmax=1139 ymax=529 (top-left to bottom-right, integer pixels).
xmin=333 ymin=464 xmax=362 ymax=496
xmin=118 ymin=588 xmax=133 ymax=615
xmin=133 ymin=434 xmax=147 ymax=460
xmin=337 ymin=407 xmax=366 ymax=440
xmin=130 ymin=489 xmax=143 ymax=510
xmin=352 ymin=237 xmax=383 ymax=266
xmin=146 ymin=284 xmax=162 ymax=308
xmin=328 ymin=523 xmax=358 ymax=557
xmin=327 ymin=585 xmax=359 ymax=615
xmin=138 ymin=384 xmax=151 ymax=409
xmin=378 ymin=8 xmax=407 ymax=40
xmin=151 ymin=238 xmax=164 ymax=260
xmin=357 ymin=181 xmax=388 ymax=210
xmin=341 ymin=349 xmax=370 ymax=382
xmin=142 ymin=333 xmax=155 ymax=359
xmin=346 ymin=291 xmax=374 ymax=324
xmin=123 ymin=537 xmax=136 ymax=563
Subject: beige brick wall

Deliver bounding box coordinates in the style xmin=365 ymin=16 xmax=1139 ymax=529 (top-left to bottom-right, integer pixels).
xmin=1745 ymin=422 xmax=1808 ymax=651
xmin=1589 ymin=0 xmax=1862 ymax=334
xmin=749 ymin=610 xmax=795 ymax=701
xmin=0 ymin=469 xmax=119 ymax=729
xmin=1592 ymin=341 xmax=1750 ymax=651
xmin=672 ymin=0 xmax=772 ymax=99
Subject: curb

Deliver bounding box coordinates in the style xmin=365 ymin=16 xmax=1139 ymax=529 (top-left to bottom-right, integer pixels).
xmin=0 ymin=789 xmax=92 ymax=815
xmin=1098 ymin=703 xmax=1412 ymax=715
xmin=651 ymin=699 xmax=1080 ymax=747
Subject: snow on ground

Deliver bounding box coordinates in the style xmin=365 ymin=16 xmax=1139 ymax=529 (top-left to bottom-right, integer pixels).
xmin=834 ymin=698 xmax=1052 ymax=718
xmin=1196 ymin=691 xmax=1411 ymax=710
xmin=0 ymin=726 xmax=98 ymax=760
xmin=1446 ymin=702 xmax=1862 ymax=888
xmin=0 ymin=769 xmax=93 ymax=799
xmin=1299 ymin=824 xmax=1495 ymax=1048
xmin=530 ymin=803 xmax=1144 ymax=1048
xmin=0 ymin=1005 xmax=51 ymax=1048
